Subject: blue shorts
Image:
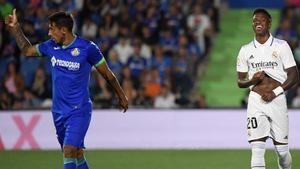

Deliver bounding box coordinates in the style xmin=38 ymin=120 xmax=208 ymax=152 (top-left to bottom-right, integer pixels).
xmin=52 ymin=104 xmax=92 ymax=149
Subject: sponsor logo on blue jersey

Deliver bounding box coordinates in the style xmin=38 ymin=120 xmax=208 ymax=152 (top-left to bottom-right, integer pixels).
xmin=51 ymin=56 xmax=80 ymax=71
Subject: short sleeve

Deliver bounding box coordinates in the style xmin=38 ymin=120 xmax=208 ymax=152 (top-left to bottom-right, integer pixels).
xmin=280 ymin=41 xmax=296 ymax=69
xmin=236 ymin=46 xmax=248 ymax=72
xmin=87 ymin=42 xmax=105 ymax=67
xmin=36 ymin=39 xmax=52 ymax=57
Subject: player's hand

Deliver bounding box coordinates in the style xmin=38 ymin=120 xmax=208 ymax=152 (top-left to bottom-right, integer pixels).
xmin=5 ymin=9 xmax=18 ymax=28
xmin=261 ymin=91 xmax=276 ymax=102
xmin=252 ymin=71 xmax=265 ymax=84
xmin=118 ymin=96 xmax=129 ymax=113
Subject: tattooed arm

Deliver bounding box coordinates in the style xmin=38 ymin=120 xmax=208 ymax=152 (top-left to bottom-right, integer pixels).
xmin=5 ymin=9 xmax=37 ymax=56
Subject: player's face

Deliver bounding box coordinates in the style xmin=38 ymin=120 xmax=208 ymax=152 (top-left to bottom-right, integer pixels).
xmin=252 ymin=13 xmax=271 ymax=36
xmin=48 ymin=22 xmax=65 ymax=45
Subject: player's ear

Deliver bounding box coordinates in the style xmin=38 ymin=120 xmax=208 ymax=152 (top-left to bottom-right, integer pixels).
xmin=61 ymin=27 xmax=67 ymax=34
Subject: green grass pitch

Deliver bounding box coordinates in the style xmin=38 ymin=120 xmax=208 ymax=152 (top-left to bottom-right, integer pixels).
xmin=1 ymin=149 xmax=299 ymax=169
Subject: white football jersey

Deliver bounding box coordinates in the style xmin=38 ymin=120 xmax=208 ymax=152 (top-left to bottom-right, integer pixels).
xmin=236 ymin=34 xmax=296 ymax=88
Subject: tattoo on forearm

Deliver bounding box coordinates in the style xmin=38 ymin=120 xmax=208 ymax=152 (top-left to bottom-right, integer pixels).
xmin=12 ymin=24 xmax=32 ymax=53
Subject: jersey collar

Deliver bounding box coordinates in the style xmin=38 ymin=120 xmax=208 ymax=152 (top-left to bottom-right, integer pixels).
xmin=253 ymin=34 xmax=274 ymax=48
xmin=62 ymin=35 xmax=77 ymax=49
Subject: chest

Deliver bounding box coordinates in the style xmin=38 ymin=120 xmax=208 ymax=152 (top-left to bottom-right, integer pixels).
xmin=49 ymin=47 xmax=88 ymax=72
xmin=247 ymin=47 xmax=282 ymax=71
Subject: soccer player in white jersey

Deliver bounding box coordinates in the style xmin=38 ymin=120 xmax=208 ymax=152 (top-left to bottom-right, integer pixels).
xmin=236 ymin=9 xmax=299 ymax=169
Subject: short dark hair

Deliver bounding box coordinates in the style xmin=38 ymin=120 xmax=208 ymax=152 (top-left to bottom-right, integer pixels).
xmin=253 ymin=8 xmax=272 ymax=21
xmin=48 ymin=11 xmax=74 ymax=32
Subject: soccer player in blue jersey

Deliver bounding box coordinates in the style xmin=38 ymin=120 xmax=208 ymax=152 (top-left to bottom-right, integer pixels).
xmin=5 ymin=9 xmax=128 ymax=169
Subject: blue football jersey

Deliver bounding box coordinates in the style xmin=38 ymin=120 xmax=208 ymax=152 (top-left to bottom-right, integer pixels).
xmin=36 ymin=36 xmax=105 ymax=115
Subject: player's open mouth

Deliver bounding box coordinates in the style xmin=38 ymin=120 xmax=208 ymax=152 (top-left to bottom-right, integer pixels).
xmin=255 ymin=25 xmax=263 ymax=31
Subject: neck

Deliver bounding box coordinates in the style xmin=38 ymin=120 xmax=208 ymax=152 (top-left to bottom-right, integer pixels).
xmin=63 ymin=33 xmax=76 ymax=46
xmin=255 ymin=33 xmax=270 ymax=44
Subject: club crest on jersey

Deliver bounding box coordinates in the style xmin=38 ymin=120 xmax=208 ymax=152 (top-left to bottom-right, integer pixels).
xmin=71 ymin=48 xmax=80 ymax=56
xmin=272 ymin=51 xmax=278 ymax=58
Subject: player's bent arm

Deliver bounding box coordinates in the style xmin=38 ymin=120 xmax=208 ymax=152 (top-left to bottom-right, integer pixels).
xmin=8 ymin=23 xmax=37 ymax=57
xmin=282 ymin=66 xmax=299 ymax=91
xmin=95 ymin=62 xmax=128 ymax=102
xmin=237 ymin=72 xmax=255 ymax=88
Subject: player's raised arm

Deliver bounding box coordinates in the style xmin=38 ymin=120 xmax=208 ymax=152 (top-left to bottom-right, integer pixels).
xmin=95 ymin=61 xmax=129 ymax=112
xmin=5 ymin=9 xmax=37 ymax=56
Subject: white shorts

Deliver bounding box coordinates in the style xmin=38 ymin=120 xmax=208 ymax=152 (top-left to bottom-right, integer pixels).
xmin=247 ymin=91 xmax=289 ymax=143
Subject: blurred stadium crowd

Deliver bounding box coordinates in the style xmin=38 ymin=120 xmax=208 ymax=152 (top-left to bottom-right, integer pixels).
xmin=278 ymin=4 xmax=300 ymax=108
xmin=0 ymin=0 xmax=220 ymax=109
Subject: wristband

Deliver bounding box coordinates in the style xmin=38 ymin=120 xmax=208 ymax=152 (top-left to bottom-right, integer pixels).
xmin=272 ymin=86 xmax=284 ymax=96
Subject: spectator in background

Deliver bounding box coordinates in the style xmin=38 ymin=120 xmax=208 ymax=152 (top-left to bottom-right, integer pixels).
xmin=0 ymin=88 xmax=12 ymax=109
xmin=23 ymin=88 xmax=41 ymax=109
xmin=35 ymin=8 xmax=49 ymax=41
xmin=92 ymin=74 xmax=113 ymax=108
xmin=159 ymin=29 xmax=178 ymax=56
xmin=117 ymin=6 xmax=132 ymax=34
xmin=143 ymin=4 xmax=160 ymax=40
xmin=143 ymin=68 xmax=161 ymax=103
xmin=20 ymin=56 xmax=41 ymax=88
xmin=150 ymin=45 xmax=172 ymax=80
xmin=274 ymin=18 xmax=297 ymax=49
xmin=101 ymin=0 xmax=122 ymax=18
xmin=3 ymin=62 xmax=24 ymax=100
xmin=101 ymin=13 xmax=119 ymax=39
xmin=31 ymin=66 xmax=51 ymax=100
xmin=163 ymin=2 xmax=184 ymax=37
xmin=120 ymin=65 xmax=132 ymax=85
xmin=134 ymin=38 xmax=152 ymax=60
xmin=206 ymin=2 xmax=220 ymax=33
xmin=0 ymin=42 xmax=14 ymax=59
xmin=83 ymin=0 xmax=102 ymax=26
xmin=280 ymin=6 xmax=297 ymax=30
xmin=23 ymin=20 xmax=40 ymax=44
xmin=95 ymin=28 xmax=111 ymax=57
xmin=0 ymin=44 xmax=15 ymax=78
xmin=187 ymin=5 xmax=211 ymax=55
xmin=141 ymin=25 xmax=157 ymax=46
xmin=171 ymin=46 xmax=193 ymax=96
xmin=126 ymin=42 xmax=147 ymax=88
xmin=81 ymin=16 xmax=97 ymax=40
xmin=177 ymin=33 xmax=202 ymax=77
xmin=107 ymin=49 xmax=123 ymax=80
xmin=113 ymin=35 xmax=133 ymax=65
xmin=154 ymin=82 xmax=177 ymax=108
xmin=122 ymin=78 xmax=137 ymax=106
